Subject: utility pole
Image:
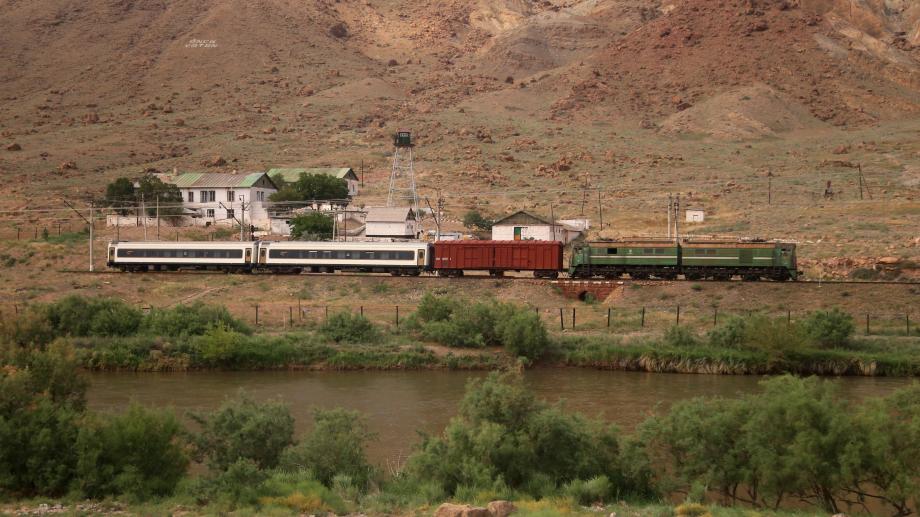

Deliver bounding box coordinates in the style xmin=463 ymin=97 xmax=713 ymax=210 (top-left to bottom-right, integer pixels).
xmin=596 ymin=189 xmax=603 ymax=230
xmin=767 ymin=171 xmax=773 ymax=205
xmin=141 ymin=193 xmax=147 ymax=240
xmin=674 ymin=194 xmax=680 ymax=243
xmin=63 ymin=199 xmax=94 ymax=272
xmin=239 ymin=195 xmax=246 ymax=241
xmin=156 ymin=195 xmax=160 ymax=240
xmin=360 ymin=159 xmax=365 ymax=188
xmin=580 ymin=173 xmax=589 ymax=216
xmin=667 ymin=193 xmax=672 ymax=238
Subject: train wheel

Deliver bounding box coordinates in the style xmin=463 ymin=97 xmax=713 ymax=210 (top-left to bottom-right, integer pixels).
xmin=390 ymin=270 xmax=402 ymax=276
xmin=631 ymin=272 xmax=649 ymax=280
xmin=742 ymin=274 xmax=760 ymax=282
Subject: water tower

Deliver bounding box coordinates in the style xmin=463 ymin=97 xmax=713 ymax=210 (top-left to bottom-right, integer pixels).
xmin=386 ymin=130 xmax=420 ymax=221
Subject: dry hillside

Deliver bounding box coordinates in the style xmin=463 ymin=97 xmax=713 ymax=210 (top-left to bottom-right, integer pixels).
xmin=0 ymin=0 xmax=918 ymax=274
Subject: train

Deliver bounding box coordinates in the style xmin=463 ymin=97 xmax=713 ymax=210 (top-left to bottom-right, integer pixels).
xmin=107 ymin=238 xmax=799 ymax=281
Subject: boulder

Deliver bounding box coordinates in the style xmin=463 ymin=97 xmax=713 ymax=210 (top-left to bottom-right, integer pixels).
xmin=434 ymin=503 xmax=491 ymax=517
xmin=487 ymin=500 xmax=516 ymax=517
xmin=6 ymin=143 xmax=21 ymax=151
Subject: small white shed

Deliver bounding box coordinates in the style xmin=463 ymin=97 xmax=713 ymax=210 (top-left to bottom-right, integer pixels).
xmin=365 ymin=207 xmax=417 ymax=238
xmin=685 ymin=209 xmax=705 ymax=223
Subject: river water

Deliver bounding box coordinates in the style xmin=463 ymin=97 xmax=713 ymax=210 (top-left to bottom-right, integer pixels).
xmin=87 ymin=370 xmax=913 ymax=464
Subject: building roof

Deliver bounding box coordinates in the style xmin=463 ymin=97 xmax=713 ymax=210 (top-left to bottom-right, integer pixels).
xmin=268 ymin=167 xmax=357 ymax=183
xmin=168 ymin=172 xmax=278 ymax=189
xmin=365 ymin=206 xmax=415 ymax=222
xmin=493 ymin=210 xmax=551 ymax=226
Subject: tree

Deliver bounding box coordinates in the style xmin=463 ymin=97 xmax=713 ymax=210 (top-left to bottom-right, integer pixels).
xmin=103 ymin=178 xmax=135 ymax=215
xmin=191 ymin=393 xmax=295 ymax=472
xmin=135 ymin=175 xmax=183 ymax=218
xmin=288 ymin=212 xmax=334 ymax=240
xmin=280 ymin=408 xmax=376 ymax=489
xmin=270 ymin=173 xmax=348 ymax=202
xmin=462 ymin=210 xmax=493 ymax=231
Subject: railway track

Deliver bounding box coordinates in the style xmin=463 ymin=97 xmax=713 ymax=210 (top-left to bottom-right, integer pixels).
xmin=58 ymin=269 xmax=919 ymax=286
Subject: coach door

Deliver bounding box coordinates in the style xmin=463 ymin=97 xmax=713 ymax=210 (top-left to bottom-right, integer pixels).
xmin=245 ymin=247 xmax=252 ymax=264
xmin=259 ymin=247 xmax=268 ymax=265
xmin=417 ymin=249 xmax=426 ymax=267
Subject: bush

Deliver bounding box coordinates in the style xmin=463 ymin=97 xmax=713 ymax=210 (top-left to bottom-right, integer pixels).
xmin=801 ymin=308 xmax=854 ymax=348
xmin=320 ymin=312 xmax=380 ymax=344
xmin=564 ymin=475 xmax=612 ymax=505
xmin=412 ymin=294 xmax=550 ymax=360
xmin=280 ymin=408 xmax=376 ymax=489
xmin=706 ymin=314 xmax=808 ymax=358
xmin=0 ymin=344 xmax=87 ymax=496
xmin=404 ymin=372 xmax=653 ymax=500
xmin=260 ymin=470 xmax=348 ymax=514
xmin=74 ymin=404 xmax=188 ymax=500
xmin=142 ymin=302 xmax=250 ymax=338
xmin=191 ymin=458 xmax=268 ymax=506
xmin=662 ymin=326 xmax=699 ymax=348
xmin=500 ymin=310 xmax=549 ymax=360
xmin=191 ymin=393 xmax=295 ymax=472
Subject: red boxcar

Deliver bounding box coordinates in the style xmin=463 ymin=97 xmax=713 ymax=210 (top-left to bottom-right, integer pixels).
xmin=432 ymin=240 xmax=562 ymax=278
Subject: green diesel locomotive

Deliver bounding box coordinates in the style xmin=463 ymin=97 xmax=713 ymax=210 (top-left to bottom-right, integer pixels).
xmin=570 ymin=238 xmax=798 ymax=281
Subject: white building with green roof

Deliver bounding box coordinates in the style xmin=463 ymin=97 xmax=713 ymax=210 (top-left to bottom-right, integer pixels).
xmin=267 ymin=167 xmax=359 ymax=197
xmin=162 ymin=172 xmax=278 ymax=229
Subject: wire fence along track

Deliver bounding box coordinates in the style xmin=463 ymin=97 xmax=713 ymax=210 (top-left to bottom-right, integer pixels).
xmin=1 ymin=302 xmax=914 ymax=337
xmin=53 ymin=269 xmax=920 ymax=286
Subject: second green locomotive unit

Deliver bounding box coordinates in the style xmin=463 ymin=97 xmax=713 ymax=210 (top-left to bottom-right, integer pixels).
xmin=570 ymin=238 xmax=798 ymax=281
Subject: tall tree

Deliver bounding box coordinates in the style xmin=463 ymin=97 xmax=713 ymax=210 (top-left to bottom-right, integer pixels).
xmin=103 ymin=178 xmax=136 ymax=215
xmin=135 ymin=176 xmax=183 ymax=218
xmin=288 ymin=212 xmax=334 ymax=240
xmin=270 ymin=173 xmax=348 ymax=202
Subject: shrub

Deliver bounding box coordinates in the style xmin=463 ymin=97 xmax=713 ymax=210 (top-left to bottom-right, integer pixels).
xmin=74 ymin=404 xmax=188 ymax=500
xmin=500 ymin=310 xmax=550 ymax=360
xmin=259 ymin=470 xmax=348 ymax=514
xmin=662 ymin=325 xmax=699 ymax=348
xmin=706 ymin=314 xmax=808 ymax=358
xmin=0 ymin=344 xmax=87 ymax=496
xmin=142 ymin=302 xmax=250 ymax=338
xmin=191 ymin=393 xmax=295 ymax=472
xmin=564 ymin=475 xmax=612 ymax=505
xmin=280 ymin=408 xmax=376 ymax=489
xmin=320 ymin=312 xmax=380 ymax=344
xmin=415 ymin=292 xmax=461 ymax=323
xmin=405 ymin=372 xmax=653 ymax=499
xmin=191 ymin=458 xmax=267 ymax=506
xmin=801 ymin=308 xmax=854 ymax=348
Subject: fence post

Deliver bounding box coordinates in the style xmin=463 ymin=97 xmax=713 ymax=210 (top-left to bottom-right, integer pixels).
xmin=787 ymin=309 xmax=791 ymax=326
xmin=396 ymin=305 xmax=399 ymax=330
xmin=866 ymin=313 xmax=870 ymax=335
xmin=34 ymin=227 xmax=38 ymax=239
xmin=571 ymin=307 xmax=575 ymax=329
xmin=713 ymin=307 xmax=718 ymax=327
xmin=676 ymin=305 xmax=680 ymax=326
xmin=559 ymin=308 xmax=564 ymax=330
xmin=255 ymin=305 xmax=259 ymax=326
xmin=16 ymin=227 xmax=20 ymax=240
xmin=907 ymin=313 xmax=911 ymax=336
xmin=641 ymin=307 xmax=646 ymax=328
xmin=298 ymin=299 xmax=302 ymax=321
xmin=360 ymin=306 xmax=364 ymax=317
xmin=289 ymin=306 xmax=293 ymax=327
xmin=607 ymin=307 xmax=611 ymax=328
xmin=325 ymin=306 xmax=329 ymax=322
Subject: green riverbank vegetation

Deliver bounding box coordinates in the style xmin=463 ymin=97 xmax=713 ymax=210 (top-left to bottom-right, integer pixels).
xmin=1 ymin=347 xmax=918 ymax=516
xmin=1 ymin=294 xmax=918 ymax=375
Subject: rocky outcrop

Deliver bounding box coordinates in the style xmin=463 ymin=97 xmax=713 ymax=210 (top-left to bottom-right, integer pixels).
xmin=435 ymin=501 xmax=516 ymax=517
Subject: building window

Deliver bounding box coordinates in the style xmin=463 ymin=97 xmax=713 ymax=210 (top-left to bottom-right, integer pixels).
xmin=227 ymin=190 xmax=235 ymax=202
xmin=200 ymin=191 xmax=216 ymax=203
xmin=206 ymin=209 xmax=215 ymax=218
xmin=256 ymin=191 xmax=265 ymax=202
xmin=187 ymin=191 xmax=194 ymax=202
xmin=226 ymin=209 xmax=235 ymax=219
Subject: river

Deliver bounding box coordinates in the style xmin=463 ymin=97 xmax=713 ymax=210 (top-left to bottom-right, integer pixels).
xmin=87 ymin=370 xmax=914 ymax=464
